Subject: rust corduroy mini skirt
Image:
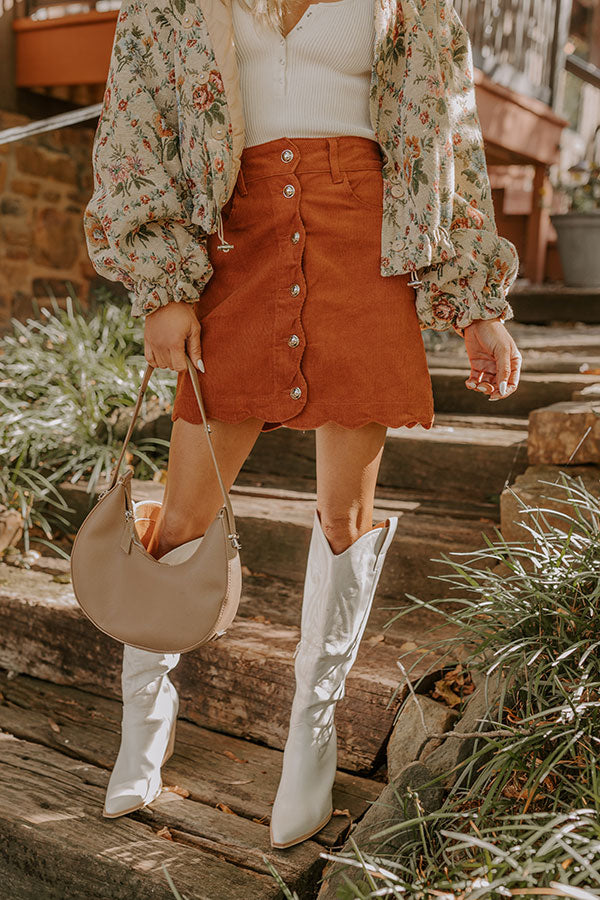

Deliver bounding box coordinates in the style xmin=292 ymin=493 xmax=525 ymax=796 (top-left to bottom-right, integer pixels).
xmin=171 ymin=135 xmax=435 ymax=433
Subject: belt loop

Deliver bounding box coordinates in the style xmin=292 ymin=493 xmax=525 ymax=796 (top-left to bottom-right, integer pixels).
xmin=327 ymin=137 xmax=343 ymax=184
xmin=237 ymin=165 xmax=248 ymax=196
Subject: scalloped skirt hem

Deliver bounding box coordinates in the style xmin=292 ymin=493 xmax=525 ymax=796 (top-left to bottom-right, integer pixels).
xmin=171 ymin=408 xmax=436 ymax=433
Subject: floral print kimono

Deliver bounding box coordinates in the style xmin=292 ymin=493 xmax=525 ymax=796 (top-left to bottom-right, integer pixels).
xmin=83 ymin=0 xmax=520 ymax=336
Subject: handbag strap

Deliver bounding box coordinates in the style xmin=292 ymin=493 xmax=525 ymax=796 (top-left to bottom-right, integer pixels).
xmin=107 ymin=353 xmax=238 ymax=541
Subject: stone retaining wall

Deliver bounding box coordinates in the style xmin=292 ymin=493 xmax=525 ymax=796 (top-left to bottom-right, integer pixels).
xmin=0 ymin=109 xmax=98 ymax=333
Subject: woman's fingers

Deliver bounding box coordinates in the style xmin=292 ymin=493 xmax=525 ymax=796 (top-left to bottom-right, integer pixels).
xmin=186 ymin=322 xmax=204 ymax=372
xmin=465 ymin=366 xmax=496 ymax=394
xmin=489 ymin=343 xmax=522 ymax=401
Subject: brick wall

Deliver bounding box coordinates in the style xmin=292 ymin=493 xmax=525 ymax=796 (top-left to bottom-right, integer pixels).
xmin=0 ymin=109 xmax=103 ymax=334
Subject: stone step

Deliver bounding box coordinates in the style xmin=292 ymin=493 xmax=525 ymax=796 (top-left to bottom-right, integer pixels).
xmin=60 ymin=480 xmax=499 ymax=604
xmin=0 ymin=563 xmax=453 ymax=772
xmin=0 ymin=671 xmax=384 ymax=898
xmin=429 ymin=368 xmax=599 ymax=416
xmin=240 ymin=414 xmax=528 ymax=506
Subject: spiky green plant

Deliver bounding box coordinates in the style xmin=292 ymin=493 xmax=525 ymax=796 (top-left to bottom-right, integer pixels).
xmin=0 ymin=289 xmax=176 ymax=555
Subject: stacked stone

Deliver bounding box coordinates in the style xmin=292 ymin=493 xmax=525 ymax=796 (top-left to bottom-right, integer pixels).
xmin=0 ymin=109 xmax=99 ymax=333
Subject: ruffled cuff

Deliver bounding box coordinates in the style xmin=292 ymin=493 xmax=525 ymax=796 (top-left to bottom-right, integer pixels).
xmin=414 ymin=227 xmax=519 ymax=337
xmin=129 ymin=237 xmax=214 ymax=318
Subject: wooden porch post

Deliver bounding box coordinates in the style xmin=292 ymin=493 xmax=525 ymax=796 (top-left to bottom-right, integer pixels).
xmin=526 ymin=163 xmax=554 ymax=284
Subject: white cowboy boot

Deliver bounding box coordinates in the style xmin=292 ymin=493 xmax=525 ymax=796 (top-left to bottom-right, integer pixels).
xmin=269 ymin=508 xmax=398 ymax=848
xmin=103 ymin=500 xmax=203 ymax=818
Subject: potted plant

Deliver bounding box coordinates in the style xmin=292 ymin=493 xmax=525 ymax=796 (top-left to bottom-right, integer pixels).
xmin=551 ymin=150 xmax=600 ymax=287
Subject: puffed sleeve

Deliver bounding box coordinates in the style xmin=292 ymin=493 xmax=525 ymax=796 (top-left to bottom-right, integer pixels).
xmin=83 ymin=0 xmax=213 ymax=317
xmin=414 ymin=0 xmax=520 ymax=337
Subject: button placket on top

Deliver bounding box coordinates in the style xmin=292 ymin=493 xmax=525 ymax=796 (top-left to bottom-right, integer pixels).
xmin=270 ymin=140 xmax=307 ymax=407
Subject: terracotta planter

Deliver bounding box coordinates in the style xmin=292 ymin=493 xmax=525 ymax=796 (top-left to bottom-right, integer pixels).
xmin=551 ymin=211 xmax=600 ymax=288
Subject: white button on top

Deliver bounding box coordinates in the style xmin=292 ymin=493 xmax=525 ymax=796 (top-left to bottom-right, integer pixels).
xmin=182 ymin=13 xmax=194 ymax=27
xmin=198 ymin=71 xmax=209 ymax=84
xmin=390 ymin=184 xmax=405 ymax=199
xmin=281 ymin=149 xmax=294 ymax=163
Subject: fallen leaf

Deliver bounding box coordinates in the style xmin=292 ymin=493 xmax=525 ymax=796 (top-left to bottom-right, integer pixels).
xmin=163 ymin=784 xmax=190 ymax=798
xmin=241 ymin=565 xmax=253 ymax=576
xmin=156 ymin=825 xmax=173 ymax=840
xmin=333 ymin=808 xmax=351 ymax=817
xmin=399 ymin=640 xmax=418 ymax=652
xmin=48 ymin=718 xmax=60 ymax=733
xmin=222 ymin=749 xmax=248 ymax=764
xmin=252 ymin=814 xmax=270 ymax=825
xmin=432 ymin=681 xmax=462 ymax=707
xmin=216 ymin=803 xmax=238 ymax=815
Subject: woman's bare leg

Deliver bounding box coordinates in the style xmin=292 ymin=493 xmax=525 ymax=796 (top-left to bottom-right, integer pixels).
xmin=315 ymin=421 xmax=388 ymax=554
xmin=147 ymin=415 xmax=265 ymax=559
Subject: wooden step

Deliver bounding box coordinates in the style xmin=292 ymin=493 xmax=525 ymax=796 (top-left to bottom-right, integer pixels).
xmin=0 ymin=671 xmax=384 ymax=898
xmin=238 ymin=414 xmax=528 ymax=505
xmin=507 ymin=284 xmax=600 ymax=324
xmin=427 ymin=348 xmax=600 ymax=374
xmin=116 ymin=402 xmax=529 ymax=504
xmin=0 ymin=670 xmax=381 ymax=849
xmin=0 ymin=734 xmax=283 ymax=900
xmin=429 ymin=368 xmax=598 ymax=416
xmin=0 ymin=564 xmax=451 ymax=772
xmin=507 ymin=321 xmax=600 ymax=354
xmin=59 ymin=480 xmax=499 ymax=604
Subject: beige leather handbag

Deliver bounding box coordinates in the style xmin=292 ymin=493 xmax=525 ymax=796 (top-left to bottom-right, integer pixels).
xmin=70 ymin=353 xmax=242 ymax=654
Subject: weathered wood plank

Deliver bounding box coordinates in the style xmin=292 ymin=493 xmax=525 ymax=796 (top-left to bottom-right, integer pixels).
xmin=0 ymin=568 xmax=444 ymax=771
xmin=59 ymin=479 xmax=498 ymax=603
xmin=0 ymin=670 xmax=383 ymax=851
xmin=0 ymin=732 xmax=281 ymax=900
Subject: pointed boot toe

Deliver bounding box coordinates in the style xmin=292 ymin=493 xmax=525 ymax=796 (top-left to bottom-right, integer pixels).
xmin=102 ymin=779 xmax=162 ymax=818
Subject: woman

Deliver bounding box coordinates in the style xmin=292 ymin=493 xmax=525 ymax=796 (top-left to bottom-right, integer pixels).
xmin=83 ymin=0 xmax=522 ymax=848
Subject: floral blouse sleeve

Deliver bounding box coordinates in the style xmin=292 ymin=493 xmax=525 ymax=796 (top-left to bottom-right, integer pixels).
xmin=414 ymin=0 xmax=520 ymax=338
xmin=83 ymin=0 xmax=213 ymax=318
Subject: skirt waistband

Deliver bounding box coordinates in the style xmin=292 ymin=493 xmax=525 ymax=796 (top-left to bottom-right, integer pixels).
xmin=237 ymin=135 xmax=384 ymax=189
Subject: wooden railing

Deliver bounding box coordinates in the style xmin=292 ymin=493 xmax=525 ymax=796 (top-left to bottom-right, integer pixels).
xmin=455 ymin=0 xmax=571 ymax=107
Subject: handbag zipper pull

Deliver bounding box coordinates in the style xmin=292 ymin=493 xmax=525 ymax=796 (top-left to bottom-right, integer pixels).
xmin=120 ymin=509 xmax=135 ymax=554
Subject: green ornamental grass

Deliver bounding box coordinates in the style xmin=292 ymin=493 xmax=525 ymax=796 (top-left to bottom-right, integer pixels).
xmin=0 ymin=289 xmax=176 ymax=555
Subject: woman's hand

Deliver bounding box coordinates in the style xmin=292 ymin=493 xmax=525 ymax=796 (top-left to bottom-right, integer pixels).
xmin=144 ymin=302 xmax=204 ymax=373
xmin=463 ymin=317 xmax=522 ymax=401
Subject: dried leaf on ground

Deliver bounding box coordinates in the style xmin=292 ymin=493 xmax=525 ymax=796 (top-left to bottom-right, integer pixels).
xmin=163 ymin=784 xmax=190 ymax=798
xmin=216 ymin=803 xmax=238 ymax=815
xmin=222 ymin=749 xmax=248 ymax=764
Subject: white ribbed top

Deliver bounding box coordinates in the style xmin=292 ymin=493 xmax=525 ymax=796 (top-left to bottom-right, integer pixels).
xmin=232 ymin=0 xmax=376 ymax=148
